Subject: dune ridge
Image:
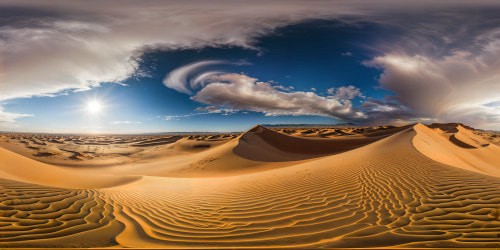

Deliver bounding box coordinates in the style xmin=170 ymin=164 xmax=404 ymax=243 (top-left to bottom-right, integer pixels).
xmin=413 ymin=123 xmax=500 ymax=177
xmin=0 ymin=124 xmax=498 ymax=248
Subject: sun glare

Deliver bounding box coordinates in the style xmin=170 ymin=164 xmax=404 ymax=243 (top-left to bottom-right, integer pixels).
xmin=86 ymin=100 xmax=102 ymax=114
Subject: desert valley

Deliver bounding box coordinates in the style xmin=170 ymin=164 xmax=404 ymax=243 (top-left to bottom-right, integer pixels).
xmin=0 ymin=123 xmax=498 ymax=248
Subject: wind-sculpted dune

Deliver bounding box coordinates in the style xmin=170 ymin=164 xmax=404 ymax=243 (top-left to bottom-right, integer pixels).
xmin=0 ymin=124 xmax=498 ymax=248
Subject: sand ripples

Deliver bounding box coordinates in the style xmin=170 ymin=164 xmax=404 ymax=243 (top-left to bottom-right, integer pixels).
xmin=0 ymin=125 xmax=498 ymax=248
xmin=100 ymin=129 xmax=499 ymax=248
xmin=0 ymin=179 xmax=121 ymax=247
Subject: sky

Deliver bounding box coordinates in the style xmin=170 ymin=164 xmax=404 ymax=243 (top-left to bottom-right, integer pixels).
xmin=0 ymin=0 xmax=499 ymax=133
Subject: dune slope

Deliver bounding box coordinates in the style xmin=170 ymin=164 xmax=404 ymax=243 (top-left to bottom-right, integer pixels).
xmin=413 ymin=123 xmax=500 ymax=177
xmin=0 ymin=124 xmax=498 ymax=248
xmin=0 ymin=147 xmax=140 ymax=189
xmin=108 ymin=125 xmax=402 ymax=177
xmin=233 ymin=125 xmax=408 ymax=161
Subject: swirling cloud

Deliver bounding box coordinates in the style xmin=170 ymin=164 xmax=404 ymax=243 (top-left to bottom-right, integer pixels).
xmin=163 ymin=60 xmax=230 ymax=95
xmin=163 ymin=62 xmax=367 ymax=120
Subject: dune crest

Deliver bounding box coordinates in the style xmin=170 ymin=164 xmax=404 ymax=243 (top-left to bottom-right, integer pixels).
xmin=0 ymin=124 xmax=499 ymax=248
xmin=413 ymin=123 xmax=500 ymax=177
xmin=233 ymin=125 xmax=407 ymax=161
xmin=104 ymin=125 xmax=405 ymax=177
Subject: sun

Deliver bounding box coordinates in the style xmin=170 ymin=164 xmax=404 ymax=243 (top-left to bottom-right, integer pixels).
xmin=86 ymin=100 xmax=102 ymax=114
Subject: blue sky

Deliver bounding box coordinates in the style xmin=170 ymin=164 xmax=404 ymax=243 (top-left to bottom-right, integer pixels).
xmin=0 ymin=1 xmax=499 ymax=132
xmin=2 ymin=20 xmax=386 ymax=132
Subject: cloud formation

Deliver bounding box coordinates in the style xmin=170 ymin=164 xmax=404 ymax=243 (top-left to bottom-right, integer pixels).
xmin=189 ymin=73 xmax=366 ymax=120
xmin=163 ymin=60 xmax=232 ymax=95
xmin=162 ymin=61 xmax=367 ymax=121
xmin=365 ymin=42 xmax=500 ymax=129
xmin=327 ymin=86 xmax=365 ymax=100
xmin=0 ymin=0 xmax=366 ymax=123
xmin=0 ymin=107 xmax=32 ymax=123
xmin=111 ymin=121 xmax=142 ymax=124
xmin=0 ymin=0 xmax=362 ymax=102
xmin=165 ymin=108 xmax=235 ymax=121
xmin=1 ymin=0 xmax=500 ymax=128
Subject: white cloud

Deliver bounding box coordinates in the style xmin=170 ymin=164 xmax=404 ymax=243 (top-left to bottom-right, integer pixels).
xmin=195 ymin=106 xmax=237 ymax=114
xmin=1 ymin=1 xmax=500 ymax=128
xmin=0 ymin=0 xmax=368 ymax=126
xmin=163 ymin=61 xmax=367 ymax=121
xmin=165 ymin=107 xmax=236 ymax=121
xmin=111 ymin=121 xmax=142 ymax=124
xmin=0 ymin=0 xmax=368 ymax=104
xmin=164 ymin=113 xmax=204 ymax=121
xmin=163 ymin=60 xmax=229 ymax=95
xmin=0 ymin=106 xmax=32 ymax=123
xmin=365 ymin=41 xmax=500 ymax=129
xmin=191 ymin=73 xmax=366 ymax=120
xmin=327 ymin=86 xmax=365 ymax=100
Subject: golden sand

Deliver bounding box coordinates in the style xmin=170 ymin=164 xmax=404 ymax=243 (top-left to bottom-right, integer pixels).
xmin=0 ymin=124 xmax=498 ymax=248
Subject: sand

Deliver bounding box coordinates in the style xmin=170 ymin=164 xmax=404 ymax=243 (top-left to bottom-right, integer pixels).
xmin=0 ymin=123 xmax=498 ymax=248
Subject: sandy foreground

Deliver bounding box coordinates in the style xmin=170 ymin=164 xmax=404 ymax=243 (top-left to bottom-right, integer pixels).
xmin=0 ymin=123 xmax=498 ymax=248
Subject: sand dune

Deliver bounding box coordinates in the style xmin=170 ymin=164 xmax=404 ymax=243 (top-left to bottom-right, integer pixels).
xmin=233 ymin=125 xmax=409 ymax=161
xmin=0 ymin=134 xmax=231 ymax=167
xmin=0 ymin=147 xmax=140 ymax=189
xmin=100 ymin=125 xmax=405 ymax=177
xmin=0 ymin=124 xmax=498 ymax=248
xmin=413 ymin=123 xmax=500 ymax=177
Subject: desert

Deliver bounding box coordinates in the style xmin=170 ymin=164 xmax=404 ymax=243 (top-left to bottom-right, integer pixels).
xmin=1 ymin=1 xmax=500 ymax=249
xmin=0 ymin=123 xmax=498 ymax=248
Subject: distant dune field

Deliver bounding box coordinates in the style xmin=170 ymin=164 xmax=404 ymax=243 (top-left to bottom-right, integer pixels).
xmin=0 ymin=123 xmax=498 ymax=248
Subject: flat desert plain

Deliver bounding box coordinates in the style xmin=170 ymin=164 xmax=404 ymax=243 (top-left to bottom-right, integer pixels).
xmin=0 ymin=123 xmax=498 ymax=248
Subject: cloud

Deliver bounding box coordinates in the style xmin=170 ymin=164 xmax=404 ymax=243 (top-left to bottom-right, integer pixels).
xmin=163 ymin=61 xmax=367 ymax=121
xmin=365 ymin=43 xmax=500 ymax=129
xmin=190 ymin=73 xmax=366 ymax=120
xmin=0 ymin=0 xmax=371 ymax=127
xmin=327 ymin=86 xmax=365 ymax=100
xmin=163 ymin=59 xmax=252 ymax=94
xmin=0 ymin=0 xmax=369 ymax=104
xmin=2 ymin=1 xmax=500 ymax=128
xmin=164 ymin=113 xmax=206 ymax=121
xmin=0 ymin=107 xmax=32 ymax=123
xmin=355 ymin=3 xmax=500 ymax=129
xmin=195 ymin=106 xmax=237 ymax=114
xmin=163 ymin=60 xmax=230 ymax=95
xmin=111 ymin=121 xmax=142 ymax=124
xmin=165 ymin=107 xmax=236 ymax=121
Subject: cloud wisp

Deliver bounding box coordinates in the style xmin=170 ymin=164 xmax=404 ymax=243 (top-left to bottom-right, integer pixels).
xmin=0 ymin=107 xmax=32 ymax=124
xmin=163 ymin=60 xmax=234 ymax=95
xmin=111 ymin=121 xmax=142 ymax=124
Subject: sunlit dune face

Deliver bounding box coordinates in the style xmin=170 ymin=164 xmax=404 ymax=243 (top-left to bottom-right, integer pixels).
xmin=86 ymin=100 xmax=102 ymax=114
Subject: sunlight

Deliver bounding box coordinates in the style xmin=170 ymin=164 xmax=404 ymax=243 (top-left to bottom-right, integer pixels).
xmin=86 ymin=100 xmax=103 ymax=114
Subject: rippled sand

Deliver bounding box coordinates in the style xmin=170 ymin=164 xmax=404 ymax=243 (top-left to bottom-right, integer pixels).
xmin=0 ymin=123 xmax=498 ymax=248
